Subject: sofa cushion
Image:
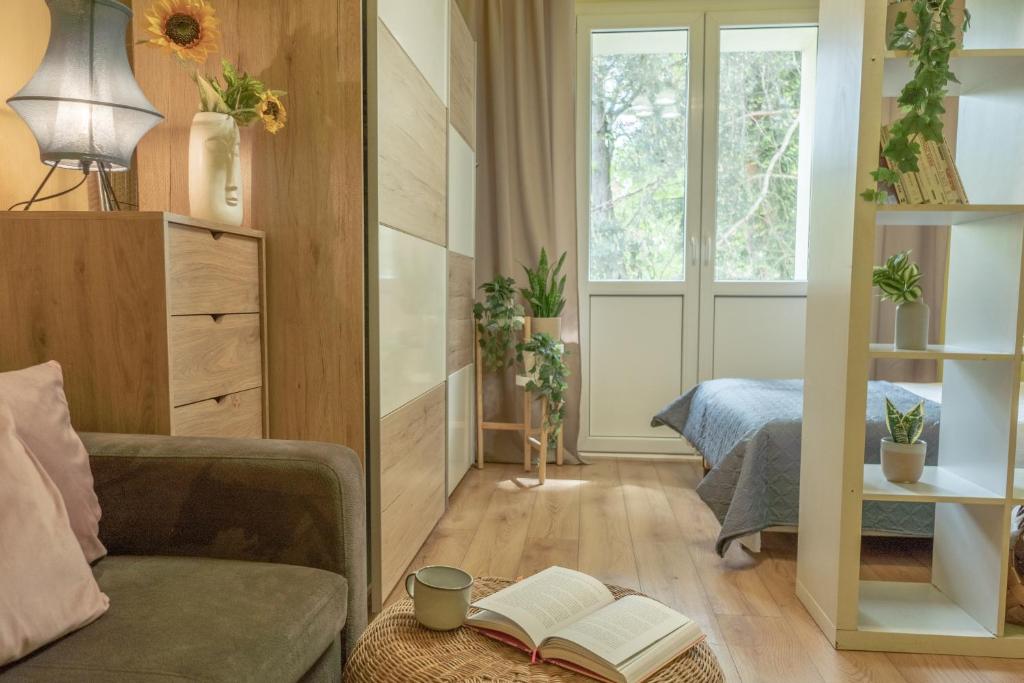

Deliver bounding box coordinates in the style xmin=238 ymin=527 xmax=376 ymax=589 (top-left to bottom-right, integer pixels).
xmin=0 ymin=405 xmax=108 ymax=666
xmin=0 ymin=361 xmax=105 ymax=562
xmin=0 ymin=556 xmax=348 ymax=682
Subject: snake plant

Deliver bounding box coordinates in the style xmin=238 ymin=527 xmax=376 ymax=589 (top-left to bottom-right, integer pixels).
xmin=521 ymin=249 xmax=567 ymax=318
xmin=885 ymin=397 xmax=925 ymax=444
xmin=873 ymin=251 xmax=923 ymax=305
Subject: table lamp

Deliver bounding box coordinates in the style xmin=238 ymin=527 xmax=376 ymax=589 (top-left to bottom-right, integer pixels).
xmin=7 ymin=0 xmax=163 ymax=210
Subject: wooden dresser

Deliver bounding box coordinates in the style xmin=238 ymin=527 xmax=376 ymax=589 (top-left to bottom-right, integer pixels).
xmin=0 ymin=212 xmax=267 ymax=438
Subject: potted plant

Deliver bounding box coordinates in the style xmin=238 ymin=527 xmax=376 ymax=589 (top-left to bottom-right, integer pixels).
xmin=521 ymin=249 xmax=567 ymax=340
xmin=873 ymin=251 xmax=928 ymax=350
xmin=473 ymin=276 xmax=524 ymax=372
xmin=143 ymin=0 xmax=287 ymax=226
xmin=881 ymin=397 xmax=927 ymax=483
xmin=516 ymin=333 xmax=569 ymax=448
xmin=862 ymin=0 xmax=970 ymax=203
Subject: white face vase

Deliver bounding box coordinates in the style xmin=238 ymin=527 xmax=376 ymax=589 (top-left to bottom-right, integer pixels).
xmin=188 ymin=112 xmax=244 ymax=226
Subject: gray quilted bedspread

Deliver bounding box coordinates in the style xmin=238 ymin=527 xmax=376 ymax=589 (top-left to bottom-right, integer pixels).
xmin=651 ymin=379 xmax=940 ymax=556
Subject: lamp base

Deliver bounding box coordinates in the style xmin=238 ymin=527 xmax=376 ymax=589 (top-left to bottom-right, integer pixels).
xmin=11 ymin=160 xmax=123 ymax=212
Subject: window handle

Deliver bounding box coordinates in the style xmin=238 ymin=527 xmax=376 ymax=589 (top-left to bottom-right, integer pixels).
xmin=688 ymin=237 xmax=697 ymax=267
xmin=702 ymin=237 xmax=712 ymax=267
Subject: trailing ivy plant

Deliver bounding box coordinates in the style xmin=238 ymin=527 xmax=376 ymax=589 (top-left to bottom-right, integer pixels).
xmin=521 ymin=249 xmax=567 ymax=318
xmin=884 ymin=397 xmax=926 ymax=444
xmin=872 ymin=250 xmax=923 ymax=305
xmin=474 ymin=276 xmax=525 ymax=372
xmin=862 ymin=0 xmax=970 ymax=202
xmin=517 ymin=332 xmax=569 ymax=448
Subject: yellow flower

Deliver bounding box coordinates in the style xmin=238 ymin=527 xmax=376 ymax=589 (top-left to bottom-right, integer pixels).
xmin=259 ymin=91 xmax=287 ymax=134
xmin=145 ymin=0 xmax=220 ymax=64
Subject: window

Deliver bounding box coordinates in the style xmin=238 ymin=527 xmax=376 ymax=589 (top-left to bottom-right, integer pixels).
xmin=714 ymin=26 xmax=817 ymax=282
xmin=589 ymin=29 xmax=689 ymax=282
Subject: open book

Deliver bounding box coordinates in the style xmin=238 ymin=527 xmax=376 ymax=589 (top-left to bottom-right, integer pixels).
xmin=467 ymin=567 xmax=704 ymax=683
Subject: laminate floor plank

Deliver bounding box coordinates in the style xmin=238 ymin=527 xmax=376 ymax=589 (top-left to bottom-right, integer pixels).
xmin=379 ymin=457 xmax=1020 ymax=680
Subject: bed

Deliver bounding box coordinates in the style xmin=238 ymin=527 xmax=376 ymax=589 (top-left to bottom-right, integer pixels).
xmin=651 ymin=379 xmax=946 ymax=556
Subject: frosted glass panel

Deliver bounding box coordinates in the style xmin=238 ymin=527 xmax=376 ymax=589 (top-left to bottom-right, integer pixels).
xmin=379 ymin=225 xmax=447 ymax=415
xmin=448 ymin=126 xmax=475 ymax=257
xmin=447 ymin=364 xmax=474 ymax=495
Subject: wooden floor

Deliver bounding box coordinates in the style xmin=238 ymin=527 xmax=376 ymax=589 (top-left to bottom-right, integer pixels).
xmin=387 ymin=459 xmax=1024 ymax=682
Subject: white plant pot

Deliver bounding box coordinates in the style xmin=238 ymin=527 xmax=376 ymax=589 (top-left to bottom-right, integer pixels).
xmin=880 ymin=437 xmax=927 ymax=483
xmin=531 ymin=317 xmax=562 ymax=340
xmin=188 ymin=112 xmax=243 ymax=226
xmin=895 ymin=299 xmax=929 ymax=351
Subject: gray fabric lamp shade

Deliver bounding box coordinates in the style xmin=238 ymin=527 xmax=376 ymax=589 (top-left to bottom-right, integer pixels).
xmin=7 ymin=0 xmax=163 ymax=171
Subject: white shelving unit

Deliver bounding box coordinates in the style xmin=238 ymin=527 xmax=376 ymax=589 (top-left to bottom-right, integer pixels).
xmin=797 ymin=0 xmax=1024 ymax=658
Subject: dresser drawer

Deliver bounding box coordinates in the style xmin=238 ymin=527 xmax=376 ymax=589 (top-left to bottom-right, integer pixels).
xmin=170 ymin=314 xmax=262 ymax=406
xmin=172 ymin=387 xmax=263 ymax=438
xmin=168 ymin=224 xmax=260 ymax=315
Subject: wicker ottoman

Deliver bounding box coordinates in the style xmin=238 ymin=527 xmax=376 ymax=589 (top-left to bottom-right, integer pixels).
xmin=344 ymin=576 xmax=725 ymax=683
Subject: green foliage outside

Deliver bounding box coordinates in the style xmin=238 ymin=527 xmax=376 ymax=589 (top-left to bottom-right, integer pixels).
xmin=589 ymin=36 xmax=807 ymax=282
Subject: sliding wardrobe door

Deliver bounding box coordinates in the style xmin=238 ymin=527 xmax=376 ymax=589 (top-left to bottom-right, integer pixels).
xmin=368 ymin=0 xmax=451 ymax=609
xmin=697 ymin=12 xmax=817 ymax=382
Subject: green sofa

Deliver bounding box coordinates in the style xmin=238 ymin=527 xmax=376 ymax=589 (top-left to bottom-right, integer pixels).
xmin=0 ymin=434 xmax=366 ymax=682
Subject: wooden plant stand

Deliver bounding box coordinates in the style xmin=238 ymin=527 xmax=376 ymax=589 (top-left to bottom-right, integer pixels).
xmin=474 ymin=317 xmax=563 ymax=484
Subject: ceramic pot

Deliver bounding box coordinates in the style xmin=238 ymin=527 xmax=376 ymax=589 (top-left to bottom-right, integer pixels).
xmin=531 ymin=317 xmax=562 ymax=340
xmin=880 ymin=438 xmax=927 ymax=483
xmin=895 ymin=299 xmax=929 ymax=351
xmin=188 ymin=112 xmax=243 ymax=226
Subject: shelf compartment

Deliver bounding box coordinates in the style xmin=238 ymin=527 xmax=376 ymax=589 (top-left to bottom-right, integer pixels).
xmin=1015 ymin=469 xmax=1024 ymax=504
xmin=884 ymin=49 xmax=1024 ymax=97
xmin=862 ymin=464 xmax=1005 ymax=504
xmin=858 ymin=581 xmax=994 ymax=637
xmin=876 ymin=204 xmax=1024 ymax=226
xmin=868 ymin=343 xmax=1015 ymax=361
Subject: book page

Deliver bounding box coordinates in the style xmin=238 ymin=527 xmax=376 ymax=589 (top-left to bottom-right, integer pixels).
xmin=547 ymin=595 xmax=691 ymax=667
xmin=470 ymin=567 xmax=614 ymax=647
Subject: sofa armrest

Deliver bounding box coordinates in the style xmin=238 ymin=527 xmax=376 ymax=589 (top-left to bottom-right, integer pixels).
xmin=81 ymin=432 xmax=367 ymax=655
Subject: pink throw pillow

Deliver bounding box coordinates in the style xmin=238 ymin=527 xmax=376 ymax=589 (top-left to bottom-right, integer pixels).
xmin=0 ymin=362 xmax=105 ymax=562
xmin=0 ymin=404 xmax=109 ymax=666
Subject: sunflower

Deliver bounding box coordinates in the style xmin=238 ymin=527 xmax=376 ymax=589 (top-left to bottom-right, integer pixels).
xmin=145 ymin=0 xmax=220 ymax=64
xmin=258 ymin=91 xmax=287 ymax=134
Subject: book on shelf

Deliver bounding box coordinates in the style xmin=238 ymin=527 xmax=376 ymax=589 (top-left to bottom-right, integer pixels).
xmin=878 ymin=125 xmax=968 ymax=205
xmin=466 ymin=566 xmax=704 ymax=683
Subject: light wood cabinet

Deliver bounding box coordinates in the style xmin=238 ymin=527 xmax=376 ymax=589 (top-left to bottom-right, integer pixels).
xmin=0 ymin=211 xmax=267 ymax=438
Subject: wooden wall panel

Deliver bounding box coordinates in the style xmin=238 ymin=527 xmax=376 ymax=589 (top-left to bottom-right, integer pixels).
xmin=0 ymin=213 xmax=170 ymax=434
xmin=378 ymin=20 xmax=447 ymax=245
xmin=379 ymin=384 xmax=447 ymax=595
xmin=449 ymin=0 xmax=476 ymax=150
xmin=447 ymin=251 xmax=475 ymax=374
xmin=239 ymin=0 xmax=366 ymax=457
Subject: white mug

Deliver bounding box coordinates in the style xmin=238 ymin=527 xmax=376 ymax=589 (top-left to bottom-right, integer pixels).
xmin=405 ymin=565 xmax=473 ymax=631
